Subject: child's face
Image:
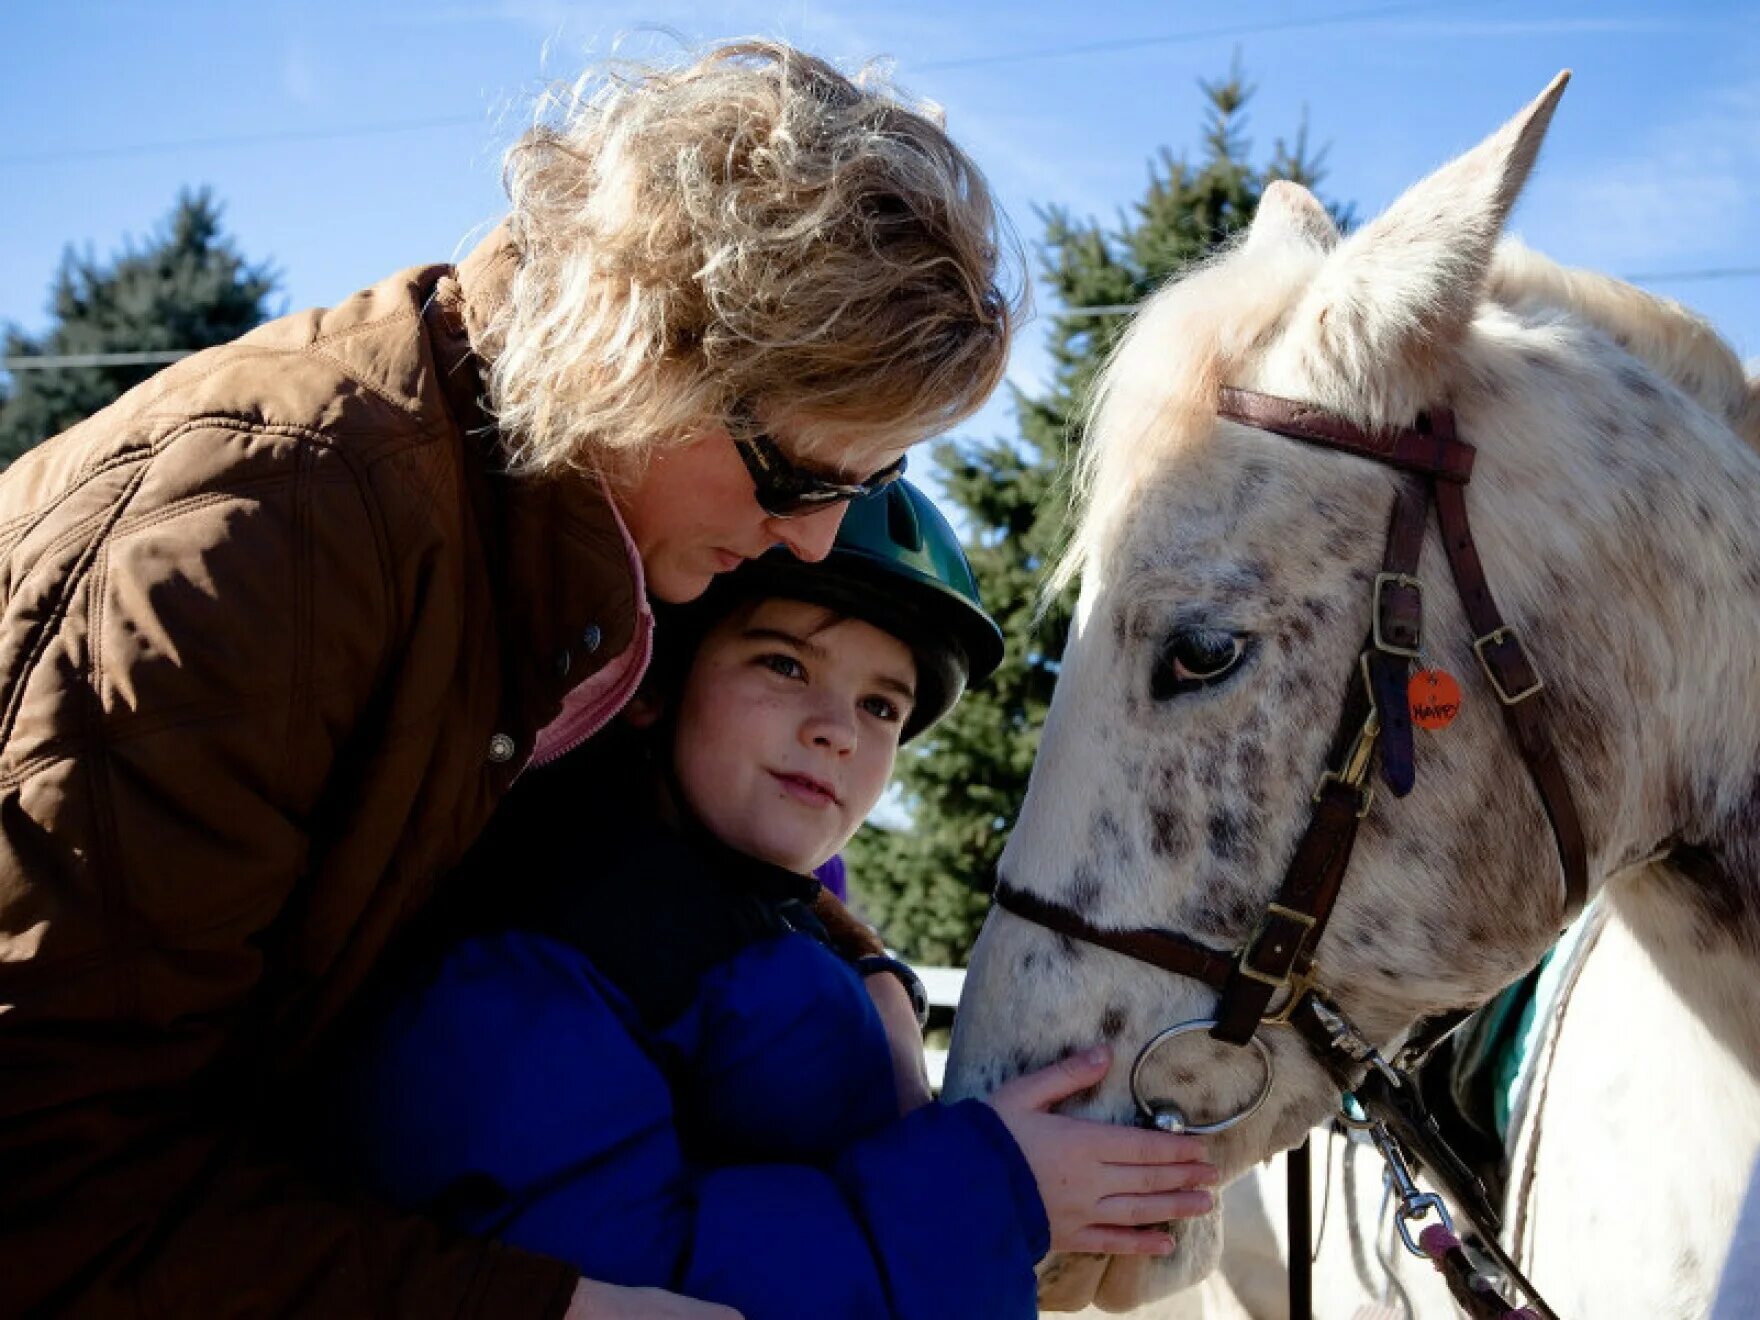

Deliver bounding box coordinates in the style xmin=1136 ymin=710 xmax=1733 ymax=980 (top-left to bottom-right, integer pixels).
xmin=671 ymin=597 xmax=917 ymax=873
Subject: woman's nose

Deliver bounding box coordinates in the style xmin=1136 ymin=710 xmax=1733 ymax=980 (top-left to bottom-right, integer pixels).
xmin=768 ymin=503 xmax=846 ymax=562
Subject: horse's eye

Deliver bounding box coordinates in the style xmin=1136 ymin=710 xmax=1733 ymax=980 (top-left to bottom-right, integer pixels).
xmin=1152 ymin=628 xmax=1248 ymax=700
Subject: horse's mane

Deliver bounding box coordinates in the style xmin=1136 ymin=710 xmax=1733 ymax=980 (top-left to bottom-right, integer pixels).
xmin=1488 ymin=241 xmax=1760 ymax=448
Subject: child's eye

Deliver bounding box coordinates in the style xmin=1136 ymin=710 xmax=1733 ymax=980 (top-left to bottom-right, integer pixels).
xmin=758 ymin=654 xmax=806 ymax=680
xmin=860 ymin=695 xmax=901 ymax=722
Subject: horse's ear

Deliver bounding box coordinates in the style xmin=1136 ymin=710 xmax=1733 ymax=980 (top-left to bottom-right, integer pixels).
xmin=1246 ymin=180 xmax=1340 ymax=254
xmin=1305 ymin=71 xmax=1570 ymax=399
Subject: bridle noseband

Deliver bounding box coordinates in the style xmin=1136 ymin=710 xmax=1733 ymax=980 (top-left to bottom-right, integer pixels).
xmin=992 ymin=387 xmax=1588 ymax=1316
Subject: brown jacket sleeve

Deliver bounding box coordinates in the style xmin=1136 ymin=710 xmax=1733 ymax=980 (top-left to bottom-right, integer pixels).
xmin=0 ymin=405 xmax=575 ymax=1316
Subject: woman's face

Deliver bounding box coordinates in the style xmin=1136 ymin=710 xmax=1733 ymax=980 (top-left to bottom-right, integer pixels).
xmin=671 ymin=597 xmax=916 ymax=874
xmin=618 ymin=424 xmax=907 ymax=604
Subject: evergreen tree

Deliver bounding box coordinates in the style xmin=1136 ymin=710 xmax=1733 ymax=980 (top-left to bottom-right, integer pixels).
xmin=847 ymin=65 xmax=1347 ymax=965
xmin=0 ymin=189 xmax=277 ymax=464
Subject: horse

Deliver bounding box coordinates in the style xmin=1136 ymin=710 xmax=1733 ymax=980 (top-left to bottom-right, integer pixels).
xmin=943 ymin=70 xmax=1760 ymax=1318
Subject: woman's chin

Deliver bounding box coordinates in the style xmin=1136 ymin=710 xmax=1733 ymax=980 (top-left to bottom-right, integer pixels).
xmin=1036 ymin=1213 xmax=1222 ymax=1312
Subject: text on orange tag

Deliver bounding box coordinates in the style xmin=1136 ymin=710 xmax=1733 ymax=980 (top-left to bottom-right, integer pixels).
xmin=1409 ymin=669 xmax=1462 ymax=731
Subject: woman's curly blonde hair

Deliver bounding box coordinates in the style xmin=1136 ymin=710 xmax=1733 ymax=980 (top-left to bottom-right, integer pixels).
xmin=481 ymin=39 xmax=1021 ymax=481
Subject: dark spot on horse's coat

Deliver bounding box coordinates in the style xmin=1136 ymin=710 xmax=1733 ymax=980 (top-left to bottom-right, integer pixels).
xmin=1021 ymin=949 xmax=1040 ymax=974
xmin=1100 ymin=1005 xmax=1128 ymax=1040
xmin=1068 ymin=862 xmax=1101 ymax=910
xmin=1618 ymin=364 xmax=1660 ymax=402
xmin=1465 ymin=915 xmax=1498 ymax=946
xmin=1675 ymin=1247 xmax=1704 ymax=1287
xmin=1231 ymin=462 xmax=1275 ymax=515
xmin=1090 ymin=810 xmax=1130 ymax=867
xmin=1195 ymin=752 xmax=1226 ymax=791
xmin=1235 ymin=740 xmax=1268 ymax=780
xmin=1207 ymin=810 xmax=1246 ymax=862
xmin=1226 ymin=892 xmax=1259 ymax=931
xmin=1169 ymin=1067 xmax=1199 ymax=1088
xmin=1151 ymin=804 xmax=1192 ymax=858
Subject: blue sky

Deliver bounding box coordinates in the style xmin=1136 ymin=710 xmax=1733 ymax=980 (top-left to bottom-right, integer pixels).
xmin=5 ymin=0 xmax=1758 ymax=459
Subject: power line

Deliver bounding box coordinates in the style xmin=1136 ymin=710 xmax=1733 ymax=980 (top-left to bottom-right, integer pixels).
xmin=1047 ymin=266 xmax=1760 ymax=319
xmin=0 ymin=114 xmax=487 ymax=169
xmin=2 ymin=350 xmax=193 ymax=372
xmin=7 ymin=263 xmax=1757 ymax=372
xmin=1618 ymin=266 xmax=1760 ymax=285
xmin=6 ymin=2 xmax=1476 ymax=167
xmin=914 ymin=0 xmax=1467 ymax=72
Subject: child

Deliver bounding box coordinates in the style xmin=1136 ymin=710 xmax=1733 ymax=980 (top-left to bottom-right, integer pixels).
xmin=323 ymin=481 xmax=1215 ymax=1319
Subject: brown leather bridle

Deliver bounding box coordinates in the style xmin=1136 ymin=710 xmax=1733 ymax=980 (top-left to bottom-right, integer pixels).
xmin=992 ymin=388 xmax=1589 ymax=1317
xmin=995 ymin=386 xmax=1586 ymax=1051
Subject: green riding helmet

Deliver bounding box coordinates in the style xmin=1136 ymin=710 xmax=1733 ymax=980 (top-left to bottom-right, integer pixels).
xmin=705 ymin=478 xmax=1004 ymax=741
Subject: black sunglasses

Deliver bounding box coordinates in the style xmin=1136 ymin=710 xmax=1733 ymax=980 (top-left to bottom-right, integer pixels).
xmin=730 ymin=427 xmax=907 ymax=520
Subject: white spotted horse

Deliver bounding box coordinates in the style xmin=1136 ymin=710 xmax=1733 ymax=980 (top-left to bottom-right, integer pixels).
xmin=945 ymin=70 xmax=1760 ymax=1318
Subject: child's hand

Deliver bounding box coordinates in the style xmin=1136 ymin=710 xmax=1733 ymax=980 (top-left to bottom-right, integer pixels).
xmin=863 ymin=971 xmax=934 ymax=1114
xmin=986 ymin=1044 xmax=1217 ymax=1256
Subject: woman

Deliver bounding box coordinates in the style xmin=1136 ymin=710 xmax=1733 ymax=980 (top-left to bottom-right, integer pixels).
xmin=0 ymin=42 xmax=1012 ymax=1318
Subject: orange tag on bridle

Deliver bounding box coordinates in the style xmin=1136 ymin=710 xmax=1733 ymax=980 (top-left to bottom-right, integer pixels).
xmin=1409 ymin=669 xmax=1462 ymax=731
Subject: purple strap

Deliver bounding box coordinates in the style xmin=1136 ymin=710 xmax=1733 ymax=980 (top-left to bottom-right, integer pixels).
xmin=814 ymin=854 xmax=848 ymax=902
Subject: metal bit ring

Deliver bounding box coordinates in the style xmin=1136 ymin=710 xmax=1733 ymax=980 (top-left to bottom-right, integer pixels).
xmin=1130 ymin=1018 xmax=1275 ymax=1135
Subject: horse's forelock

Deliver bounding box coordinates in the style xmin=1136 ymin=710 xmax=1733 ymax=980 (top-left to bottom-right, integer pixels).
xmin=1045 ymin=240 xmax=1319 ymax=609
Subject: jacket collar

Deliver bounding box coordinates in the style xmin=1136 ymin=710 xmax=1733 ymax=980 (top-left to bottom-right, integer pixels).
xmin=426 ymin=224 xmax=641 ymax=753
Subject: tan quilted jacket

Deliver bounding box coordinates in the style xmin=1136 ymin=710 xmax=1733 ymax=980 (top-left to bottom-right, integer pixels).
xmin=0 ymin=230 xmax=635 ymax=1317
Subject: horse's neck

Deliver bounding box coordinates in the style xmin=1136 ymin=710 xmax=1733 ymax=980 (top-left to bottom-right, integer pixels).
xmin=1614 ymin=464 xmax=1760 ymax=1074
xmin=1608 ymin=854 xmax=1760 ymax=1078
xmin=1517 ymin=367 xmax=1760 ymax=1030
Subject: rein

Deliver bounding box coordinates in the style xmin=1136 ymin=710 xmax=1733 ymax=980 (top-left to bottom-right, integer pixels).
xmin=992 ymin=387 xmax=1590 ymax=1319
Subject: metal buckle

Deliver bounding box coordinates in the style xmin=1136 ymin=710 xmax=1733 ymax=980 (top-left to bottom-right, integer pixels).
xmin=1260 ymin=961 xmax=1320 ymax=1025
xmin=1312 ymin=687 xmax=1378 ymax=817
xmin=1472 ymin=626 xmax=1545 ymax=705
xmin=1237 ymin=902 xmax=1317 ymax=990
xmin=1371 ymin=573 xmax=1423 ymax=658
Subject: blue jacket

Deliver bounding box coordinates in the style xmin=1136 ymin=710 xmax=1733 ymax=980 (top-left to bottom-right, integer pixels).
xmin=323 ymin=766 xmax=1047 ymax=1319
